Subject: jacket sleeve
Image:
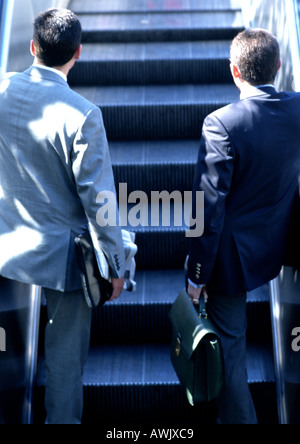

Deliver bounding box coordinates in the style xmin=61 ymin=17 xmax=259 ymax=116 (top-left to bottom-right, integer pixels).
xmin=71 ymin=106 xmax=125 ymax=279
xmin=187 ymin=112 xmax=235 ymax=286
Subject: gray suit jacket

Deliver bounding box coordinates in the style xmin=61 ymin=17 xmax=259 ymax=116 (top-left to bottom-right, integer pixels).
xmin=0 ymin=66 xmax=125 ymax=291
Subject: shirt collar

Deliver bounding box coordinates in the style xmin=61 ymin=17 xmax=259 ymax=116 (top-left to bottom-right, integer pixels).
xmin=32 ymin=63 xmax=67 ymax=83
xmin=240 ymin=83 xmax=276 ymax=100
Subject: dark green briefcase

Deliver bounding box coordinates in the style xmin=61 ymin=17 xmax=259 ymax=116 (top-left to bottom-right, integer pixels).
xmin=169 ymin=289 xmax=224 ymax=406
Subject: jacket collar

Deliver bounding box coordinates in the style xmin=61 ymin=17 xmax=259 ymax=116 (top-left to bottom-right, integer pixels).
xmin=23 ymin=65 xmax=69 ymax=87
xmin=240 ymin=84 xmax=277 ymax=100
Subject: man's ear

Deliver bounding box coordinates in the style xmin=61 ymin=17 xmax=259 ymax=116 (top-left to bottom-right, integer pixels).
xmin=30 ymin=40 xmax=36 ymax=57
xmin=74 ymin=45 xmax=82 ymax=61
xmin=230 ymin=63 xmax=241 ymax=80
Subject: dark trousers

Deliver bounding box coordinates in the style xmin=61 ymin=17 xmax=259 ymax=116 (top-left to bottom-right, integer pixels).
xmin=207 ymin=292 xmax=258 ymax=424
xmin=44 ymin=288 xmax=92 ymax=424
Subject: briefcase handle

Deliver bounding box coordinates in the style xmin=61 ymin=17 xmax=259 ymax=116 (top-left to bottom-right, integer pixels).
xmin=184 ymin=270 xmax=207 ymax=319
xmin=184 ymin=263 xmax=207 ymax=319
xmin=198 ymin=293 xmax=208 ymax=319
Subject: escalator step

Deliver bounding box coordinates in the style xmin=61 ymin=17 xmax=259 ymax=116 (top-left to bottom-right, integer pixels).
xmin=78 ymin=11 xmax=244 ymax=43
xmin=72 ymin=84 xmax=239 ymax=140
xmin=90 ymin=271 xmax=272 ymax=344
xmin=69 ymin=40 xmax=233 ymax=86
xmin=111 ymin=140 xmax=199 ymax=195
xmin=82 ymin=343 xmax=276 ymax=424
xmin=34 ymin=343 xmax=276 ymax=424
xmin=71 ymin=0 xmax=242 ymax=14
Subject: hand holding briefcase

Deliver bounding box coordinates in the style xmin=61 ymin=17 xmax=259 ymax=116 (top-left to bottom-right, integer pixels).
xmin=75 ymin=229 xmax=138 ymax=310
xmin=75 ymin=230 xmax=113 ymax=309
xmin=169 ymin=289 xmax=224 ymax=406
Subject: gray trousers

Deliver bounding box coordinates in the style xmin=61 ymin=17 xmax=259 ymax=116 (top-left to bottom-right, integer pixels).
xmin=44 ymin=288 xmax=92 ymax=424
xmin=207 ymin=292 xmax=258 ymax=424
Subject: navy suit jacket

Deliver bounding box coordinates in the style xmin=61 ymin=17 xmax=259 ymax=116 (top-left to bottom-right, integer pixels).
xmin=188 ymin=86 xmax=300 ymax=295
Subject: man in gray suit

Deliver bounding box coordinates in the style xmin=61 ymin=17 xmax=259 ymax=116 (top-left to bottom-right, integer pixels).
xmin=0 ymin=9 xmax=125 ymax=424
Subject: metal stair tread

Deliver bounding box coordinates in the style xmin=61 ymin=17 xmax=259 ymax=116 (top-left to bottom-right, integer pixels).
xmin=35 ymin=343 xmax=274 ymax=387
xmin=78 ymin=12 xmax=243 ymax=34
xmin=72 ymin=84 xmax=239 ymax=140
xmin=71 ymin=0 xmax=242 ymax=14
xmin=117 ymin=209 xmax=189 ymax=233
xmin=69 ymin=40 xmax=234 ymax=86
xmin=84 ymin=343 xmax=275 ymax=386
xmin=78 ymin=40 xmax=232 ymax=63
xmin=110 ymin=140 xmax=199 ymax=165
xmin=89 ymin=272 xmax=271 ymax=345
xmin=107 ymin=270 xmax=185 ymax=305
xmin=73 ymin=83 xmax=239 ymax=107
xmin=104 ymin=270 xmax=270 ymax=307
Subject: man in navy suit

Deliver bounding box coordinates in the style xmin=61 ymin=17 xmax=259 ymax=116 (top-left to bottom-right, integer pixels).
xmin=187 ymin=29 xmax=300 ymax=424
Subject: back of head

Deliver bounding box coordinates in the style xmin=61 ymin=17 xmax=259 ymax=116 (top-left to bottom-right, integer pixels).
xmin=33 ymin=8 xmax=82 ymax=67
xmin=230 ymin=28 xmax=280 ymax=85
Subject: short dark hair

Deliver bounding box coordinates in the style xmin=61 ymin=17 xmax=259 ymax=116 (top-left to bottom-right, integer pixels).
xmin=230 ymin=28 xmax=280 ymax=85
xmin=33 ymin=8 xmax=82 ymax=67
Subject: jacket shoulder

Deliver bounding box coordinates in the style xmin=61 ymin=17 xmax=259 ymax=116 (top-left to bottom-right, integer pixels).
xmin=65 ymin=87 xmax=98 ymax=116
xmin=209 ymin=99 xmax=243 ymax=123
xmin=210 ymin=90 xmax=300 ymax=127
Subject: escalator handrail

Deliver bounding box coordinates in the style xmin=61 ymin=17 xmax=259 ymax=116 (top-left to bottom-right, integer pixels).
xmin=286 ymin=0 xmax=300 ymax=91
xmin=269 ymin=278 xmax=288 ymax=425
xmin=0 ymin=0 xmax=15 ymax=76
